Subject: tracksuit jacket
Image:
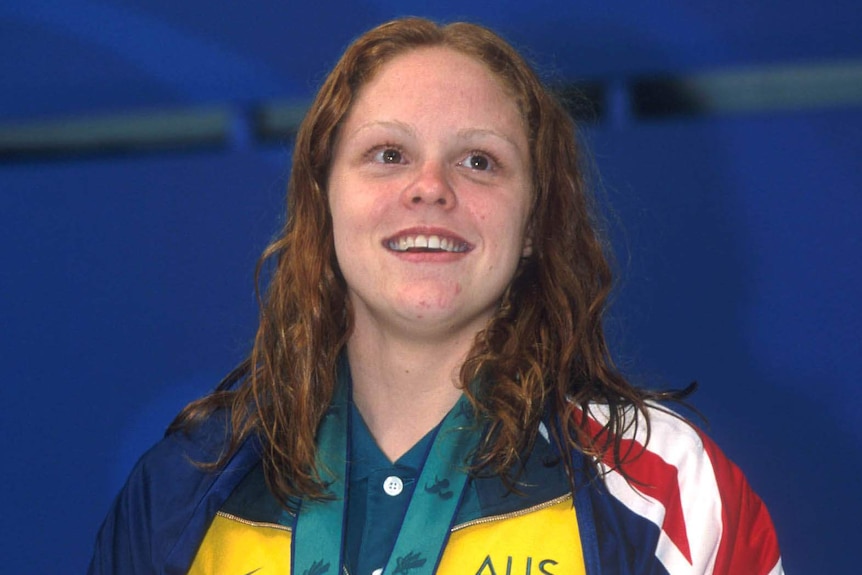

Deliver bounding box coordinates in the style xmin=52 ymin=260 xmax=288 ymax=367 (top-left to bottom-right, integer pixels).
xmin=89 ymin=404 xmax=783 ymax=575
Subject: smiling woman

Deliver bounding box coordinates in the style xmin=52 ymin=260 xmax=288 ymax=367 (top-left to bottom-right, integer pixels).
xmin=89 ymin=18 xmax=784 ymax=575
xmin=329 ymin=47 xmax=533 ymax=398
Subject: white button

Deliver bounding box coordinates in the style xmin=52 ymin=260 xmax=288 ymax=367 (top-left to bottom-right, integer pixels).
xmin=382 ymin=475 xmax=403 ymax=496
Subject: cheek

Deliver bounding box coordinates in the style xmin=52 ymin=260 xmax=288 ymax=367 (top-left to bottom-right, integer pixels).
xmin=329 ymin=190 xmax=391 ymax=260
xmin=329 ymin=182 xmax=366 ymax=231
xmin=330 ymin=174 xmax=392 ymax=219
xmin=481 ymin=197 xmax=531 ymax=243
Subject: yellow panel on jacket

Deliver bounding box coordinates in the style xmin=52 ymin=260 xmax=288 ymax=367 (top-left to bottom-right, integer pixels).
xmin=439 ymin=496 xmax=585 ymax=574
xmin=188 ymin=512 xmax=292 ymax=574
xmin=189 ymin=496 xmax=584 ymax=575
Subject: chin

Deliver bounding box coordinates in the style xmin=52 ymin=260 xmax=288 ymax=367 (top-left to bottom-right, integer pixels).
xmin=393 ymin=298 xmax=497 ymax=333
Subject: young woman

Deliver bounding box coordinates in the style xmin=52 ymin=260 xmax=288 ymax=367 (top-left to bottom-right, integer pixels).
xmin=90 ymin=18 xmax=783 ymax=575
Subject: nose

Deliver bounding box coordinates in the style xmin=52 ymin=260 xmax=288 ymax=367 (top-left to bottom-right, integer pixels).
xmin=401 ymin=161 xmax=456 ymax=209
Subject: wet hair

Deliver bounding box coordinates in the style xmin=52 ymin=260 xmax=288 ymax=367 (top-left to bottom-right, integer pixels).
xmin=172 ymin=17 xmax=683 ymax=501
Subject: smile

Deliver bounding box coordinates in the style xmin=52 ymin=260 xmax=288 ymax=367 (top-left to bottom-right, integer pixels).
xmin=385 ymin=234 xmax=471 ymax=253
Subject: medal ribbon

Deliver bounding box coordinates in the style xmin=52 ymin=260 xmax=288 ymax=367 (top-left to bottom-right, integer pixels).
xmin=292 ymin=369 xmax=480 ymax=575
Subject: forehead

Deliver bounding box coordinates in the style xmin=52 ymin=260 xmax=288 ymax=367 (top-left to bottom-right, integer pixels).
xmin=342 ymin=46 xmax=526 ymax=134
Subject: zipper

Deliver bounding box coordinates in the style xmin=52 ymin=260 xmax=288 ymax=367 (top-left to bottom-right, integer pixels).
xmin=449 ymin=493 xmax=572 ymax=532
xmin=215 ymin=510 xmax=292 ymax=532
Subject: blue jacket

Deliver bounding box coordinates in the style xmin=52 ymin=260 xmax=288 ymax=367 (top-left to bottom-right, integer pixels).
xmin=89 ymin=406 xmax=783 ymax=575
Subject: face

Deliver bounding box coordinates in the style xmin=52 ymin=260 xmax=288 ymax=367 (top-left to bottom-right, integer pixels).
xmin=328 ymin=47 xmax=533 ymax=340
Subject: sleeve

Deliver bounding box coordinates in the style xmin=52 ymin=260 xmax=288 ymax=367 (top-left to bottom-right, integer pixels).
xmin=582 ymin=404 xmax=784 ymax=575
xmin=695 ymin=429 xmax=783 ymax=575
xmin=88 ymin=438 xmax=181 ymax=575
xmin=87 ymin=415 xmax=254 ymax=575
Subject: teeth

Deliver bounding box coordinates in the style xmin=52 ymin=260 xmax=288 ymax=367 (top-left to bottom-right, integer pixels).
xmin=387 ymin=234 xmax=468 ymax=253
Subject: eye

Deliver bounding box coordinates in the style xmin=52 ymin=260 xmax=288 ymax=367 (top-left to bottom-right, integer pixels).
xmin=461 ymin=152 xmax=494 ymax=171
xmin=373 ymin=147 xmax=404 ymax=164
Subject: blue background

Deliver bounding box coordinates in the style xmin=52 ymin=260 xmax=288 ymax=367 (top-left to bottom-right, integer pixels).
xmin=1 ymin=1 xmax=860 ymax=572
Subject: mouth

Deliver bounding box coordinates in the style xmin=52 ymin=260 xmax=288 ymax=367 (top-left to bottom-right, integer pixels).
xmin=384 ymin=233 xmax=472 ymax=254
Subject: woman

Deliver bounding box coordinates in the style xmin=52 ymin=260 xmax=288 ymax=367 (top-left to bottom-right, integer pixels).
xmin=90 ymin=18 xmax=783 ymax=575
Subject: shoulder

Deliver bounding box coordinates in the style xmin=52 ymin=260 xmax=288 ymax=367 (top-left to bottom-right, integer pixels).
xmin=579 ymin=403 xmax=783 ymax=575
xmin=88 ymin=411 xmax=260 ymax=574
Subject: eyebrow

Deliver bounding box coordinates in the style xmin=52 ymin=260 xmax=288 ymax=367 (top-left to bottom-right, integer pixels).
xmin=347 ymin=120 xmax=415 ymax=140
xmin=457 ymin=128 xmax=523 ymax=153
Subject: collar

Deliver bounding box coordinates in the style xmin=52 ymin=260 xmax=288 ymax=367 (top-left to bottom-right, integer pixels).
xmin=219 ymin=418 xmax=571 ymax=531
xmin=348 ymin=398 xmax=434 ymax=483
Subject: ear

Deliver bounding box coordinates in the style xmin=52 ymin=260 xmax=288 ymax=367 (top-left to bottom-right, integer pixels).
xmin=521 ymin=235 xmax=533 ymax=258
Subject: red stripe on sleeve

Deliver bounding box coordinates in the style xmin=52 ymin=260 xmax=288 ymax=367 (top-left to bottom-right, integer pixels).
xmin=697 ymin=430 xmax=782 ymax=575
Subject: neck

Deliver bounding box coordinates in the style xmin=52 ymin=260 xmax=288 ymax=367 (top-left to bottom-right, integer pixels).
xmin=346 ymin=323 xmax=475 ymax=462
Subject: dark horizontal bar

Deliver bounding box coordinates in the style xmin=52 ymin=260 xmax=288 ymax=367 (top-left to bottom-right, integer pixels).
xmin=0 ymin=107 xmax=232 ymax=160
xmin=633 ymin=61 xmax=862 ymax=118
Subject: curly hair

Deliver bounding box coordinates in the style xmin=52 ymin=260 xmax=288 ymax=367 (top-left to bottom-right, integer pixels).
xmin=172 ymin=17 xmax=674 ymax=502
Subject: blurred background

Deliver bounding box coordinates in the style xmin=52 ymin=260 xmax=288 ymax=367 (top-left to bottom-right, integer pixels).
xmin=1 ymin=1 xmax=860 ymax=572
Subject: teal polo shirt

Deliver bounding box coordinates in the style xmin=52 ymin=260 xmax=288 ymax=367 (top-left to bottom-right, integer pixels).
xmin=345 ymin=400 xmax=438 ymax=575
